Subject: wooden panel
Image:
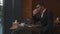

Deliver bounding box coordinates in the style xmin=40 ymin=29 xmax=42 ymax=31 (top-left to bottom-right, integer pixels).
xmin=22 ymin=0 xmax=32 ymax=19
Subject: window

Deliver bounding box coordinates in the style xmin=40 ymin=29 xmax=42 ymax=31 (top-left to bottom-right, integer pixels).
xmin=0 ymin=0 xmax=3 ymax=34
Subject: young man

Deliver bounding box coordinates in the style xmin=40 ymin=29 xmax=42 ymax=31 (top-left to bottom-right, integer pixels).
xmin=32 ymin=3 xmax=54 ymax=34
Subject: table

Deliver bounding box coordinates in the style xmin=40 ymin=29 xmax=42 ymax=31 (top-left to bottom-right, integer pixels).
xmin=10 ymin=22 xmax=40 ymax=34
xmin=54 ymin=20 xmax=60 ymax=24
xmin=10 ymin=22 xmax=20 ymax=29
xmin=54 ymin=20 xmax=60 ymax=34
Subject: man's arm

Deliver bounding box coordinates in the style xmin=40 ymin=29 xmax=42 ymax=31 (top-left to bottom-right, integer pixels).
xmin=47 ymin=11 xmax=54 ymax=28
xmin=32 ymin=9 xmax=40 ymax=23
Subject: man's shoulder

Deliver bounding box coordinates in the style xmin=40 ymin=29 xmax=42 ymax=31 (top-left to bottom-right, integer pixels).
xmin=46 ymin=9 xmax=53 ymax=13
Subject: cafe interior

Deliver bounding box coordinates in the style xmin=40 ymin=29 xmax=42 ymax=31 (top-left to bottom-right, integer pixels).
xmin=3 ymin=0 xmax=60 ymax=34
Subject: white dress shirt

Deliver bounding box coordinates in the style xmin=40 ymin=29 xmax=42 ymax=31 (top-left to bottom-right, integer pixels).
xmin=41 ymin=9 xmax=46 ymax=18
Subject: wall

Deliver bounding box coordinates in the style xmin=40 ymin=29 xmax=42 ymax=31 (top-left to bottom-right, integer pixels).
xmin=3 ymin=0 xmax=22 ymax=34
xmin=46 ymin=0 xmax=60 ymax=18
xmin=22 ymin=0 xmax=32 ymax=19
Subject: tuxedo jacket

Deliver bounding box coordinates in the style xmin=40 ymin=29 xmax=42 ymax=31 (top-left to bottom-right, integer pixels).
xmin=32 ymin=9 xmax=54 ymax=30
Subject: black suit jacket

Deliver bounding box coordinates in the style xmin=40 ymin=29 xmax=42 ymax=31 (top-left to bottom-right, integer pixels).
xmin=32 ymin=9 xmax=54 ymax=31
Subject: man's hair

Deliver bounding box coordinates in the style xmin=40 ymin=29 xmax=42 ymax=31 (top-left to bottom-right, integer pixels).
xmin=36 ymin=2 xmax=46 ymax=8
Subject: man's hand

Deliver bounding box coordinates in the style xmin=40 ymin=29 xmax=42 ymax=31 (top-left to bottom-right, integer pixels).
xmin=33 ymin=9 xmax=38 ymax=16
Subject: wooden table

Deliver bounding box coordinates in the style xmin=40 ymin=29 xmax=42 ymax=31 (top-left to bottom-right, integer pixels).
xmin=10 ymin=22 xmax=20 ymax=29
xmin=10 ymin=23 xmax=40 ymax=34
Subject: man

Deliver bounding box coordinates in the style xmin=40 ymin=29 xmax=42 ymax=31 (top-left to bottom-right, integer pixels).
xmin=32 ymin=3 xmax=54 ymax=34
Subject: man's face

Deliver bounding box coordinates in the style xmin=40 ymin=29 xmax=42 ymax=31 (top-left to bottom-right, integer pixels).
xmin=36 ymin=4 xmax=44 ymax=11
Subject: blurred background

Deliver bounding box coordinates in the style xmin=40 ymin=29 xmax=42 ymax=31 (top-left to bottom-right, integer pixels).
xmin=0 ymin=0 xmax=60 ymax=34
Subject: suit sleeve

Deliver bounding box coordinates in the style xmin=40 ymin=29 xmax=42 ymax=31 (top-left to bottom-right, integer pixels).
xmin=32 ymin=14 xmax=40 ymax=24
xmin=47 ymin=11 xmax=54 ymax=29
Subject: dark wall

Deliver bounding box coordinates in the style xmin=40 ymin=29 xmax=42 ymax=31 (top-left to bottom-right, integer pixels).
xmin=13 ymin=0 xmax=22 ymax=21
xmin=3 ymin=0 xmax=12 ymax=34
xmin=3 ymin=0 xmax=22 ymax=34
xmin=46 ymin=0 xmax=60 ymax=18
